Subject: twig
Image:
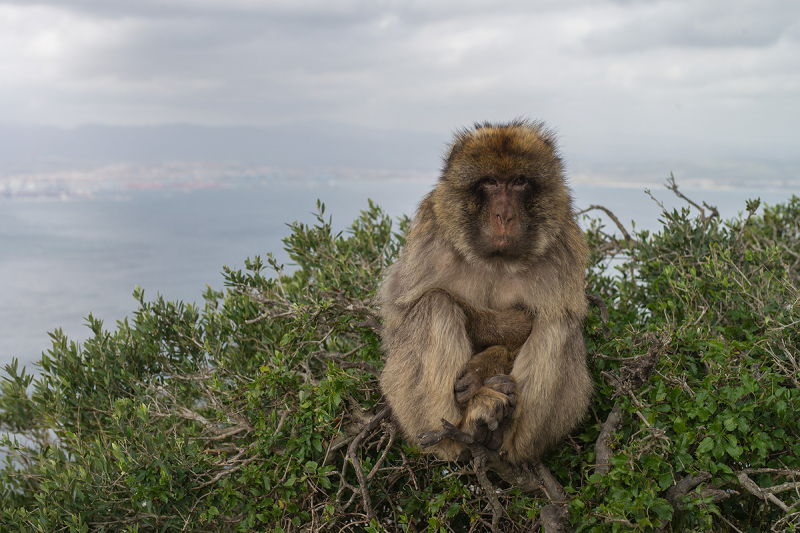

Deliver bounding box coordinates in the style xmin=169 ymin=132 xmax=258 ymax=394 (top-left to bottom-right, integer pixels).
xmin=366 ymin=423 xmax=397 ymax=482
xmin=194 ymin=443 xmax=260 ymax=490
xmin=330 ymin=292 xmax=383 ymax=334
xmin=577 ymin=205 xmax=636 ymax=245
xmin=399 ymin=449 xmax=419 ymax=491
xmin=763 ymin=481 xmax=800 ymax=495
xmin=586 ymin=292 xmax=611 ymax=339
xmin=734 ymin=197 xmax=761 ymax=248
xmin=337 ymin=361 xmax=381 ymax=376
xmin=602 ymin=331 xmax=670 ymax=399
xmin=473 ymin=454 xmax=503 ymax=533
xmin=718 ymin=513 xmax=746 ymax=533
xmin=346 ymin=406 xmax=392 ymax=520
xmin=665 ymin=173 xmax=719 ymax=221
xmin=594 ymin=403 xmax=623 ymax=476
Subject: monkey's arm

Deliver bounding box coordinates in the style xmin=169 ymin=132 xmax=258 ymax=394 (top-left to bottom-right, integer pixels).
xmin=380 ymin=289 xmax=473 ymax=461
xmin=501 ymin=315 xmax=592 ymax=463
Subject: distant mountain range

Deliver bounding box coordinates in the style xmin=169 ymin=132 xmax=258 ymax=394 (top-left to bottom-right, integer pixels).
xmin=0 ymin=122 xmax=447 ymax=175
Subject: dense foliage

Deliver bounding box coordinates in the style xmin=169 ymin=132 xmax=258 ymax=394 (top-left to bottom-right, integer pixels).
xmin=1 ymin=187 xmax=799 ymax=532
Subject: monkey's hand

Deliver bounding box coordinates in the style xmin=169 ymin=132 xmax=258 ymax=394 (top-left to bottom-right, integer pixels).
xmin=455 ymin=345 xmax=517 ymax=410
xmin=460 ymin=375 xmax=517 ymax=450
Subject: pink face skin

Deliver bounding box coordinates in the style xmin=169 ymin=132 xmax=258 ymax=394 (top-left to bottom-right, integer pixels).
xmin=479 ymin=175 xmax=529 ymax=252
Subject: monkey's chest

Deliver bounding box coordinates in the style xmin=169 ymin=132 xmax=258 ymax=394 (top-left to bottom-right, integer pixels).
xmin=444 ymin=273 xmax=528 ymax=310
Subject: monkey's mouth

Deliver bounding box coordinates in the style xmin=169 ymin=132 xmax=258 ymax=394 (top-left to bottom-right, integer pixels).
xmin=472 ymin=225 xmax=525 ymax=259
xmin=492 ymin=236 xmax=513 ymax=250
xmin=482 ymin=235 xmax=523 ymax=258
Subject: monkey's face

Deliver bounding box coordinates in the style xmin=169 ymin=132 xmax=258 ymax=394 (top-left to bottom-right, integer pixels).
xmin=433 ymin=121 xmax=572 ymax=265
xmin=472 ymin=174 xmax=532 ymax=257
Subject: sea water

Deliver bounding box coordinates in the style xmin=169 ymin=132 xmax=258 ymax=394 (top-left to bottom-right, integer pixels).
xmin=0 ymin=180 xmax=793 ymax=372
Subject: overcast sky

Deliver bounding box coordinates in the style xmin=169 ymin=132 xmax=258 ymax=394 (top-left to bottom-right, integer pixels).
xmin=1 ymin=0 xmax=799 ymax=185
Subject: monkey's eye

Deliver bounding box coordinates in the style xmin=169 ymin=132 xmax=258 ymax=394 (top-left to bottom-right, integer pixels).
xmin=480 ymin=178 xmax=499 ymax=189
xmin=512 ymin=177 xmax=527 ymax=188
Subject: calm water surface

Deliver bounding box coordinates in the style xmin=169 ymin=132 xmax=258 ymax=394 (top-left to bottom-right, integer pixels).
xmin=0 ymin=180 xmax=792 ymax=372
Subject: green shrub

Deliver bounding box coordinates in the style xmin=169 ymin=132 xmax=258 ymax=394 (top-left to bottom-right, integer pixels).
xmin=1 ymin=189 xmax=799 ymax=532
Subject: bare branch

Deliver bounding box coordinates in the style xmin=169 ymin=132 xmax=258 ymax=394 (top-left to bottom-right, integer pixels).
xmin=665 ymin=173 xmax=719 ymax=221
xmin=473 ymin=454 xmax=504 ymax=533
xmin=577 ymin=205 xmax=636 ymax=245
xmin=762 ymin=481 xmax=800 ymax=495
xmin=345 ymin=406 xmax=392 ymax=521
xmin=665 ymin=472 xmax=729 ymax=510
xmin=534 ymin=462 xmax=569 ymax=503
xmin=366 ymin=423 xmax=397 ymax=482
xmin=737 ymin=472 xmax=791 ymax=512
xmin=540 ymin=504 xmax=572 ymax=533
xmin=594 ymin=403 xmax=623 ymax=476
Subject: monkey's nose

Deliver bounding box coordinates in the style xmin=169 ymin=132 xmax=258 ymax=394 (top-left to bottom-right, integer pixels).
xmin=495 ymin=213 xmax=514 ymax=228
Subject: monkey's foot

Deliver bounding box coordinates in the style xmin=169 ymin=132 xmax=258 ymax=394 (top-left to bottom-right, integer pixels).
xmin=454 ymin=370 xmax=483 ymax=410
xmin=460 ymin=375 xmax=516 ymax=450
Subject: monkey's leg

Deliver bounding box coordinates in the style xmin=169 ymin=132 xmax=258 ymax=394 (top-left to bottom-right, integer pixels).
xmin=454 ymin=345 xmax=518 ymax=409
xmin=380 ymin=290 xmax=473 ymax=461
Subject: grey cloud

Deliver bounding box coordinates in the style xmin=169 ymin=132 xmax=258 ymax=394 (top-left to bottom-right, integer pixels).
xmin=583 ymin=1 xmax=800 ymax=53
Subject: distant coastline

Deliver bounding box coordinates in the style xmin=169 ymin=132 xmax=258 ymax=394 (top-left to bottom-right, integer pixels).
xmin=2 ymin=161 xmax=798 ymax=201
xmin=0 ymin=163 xmax=441 ymax=200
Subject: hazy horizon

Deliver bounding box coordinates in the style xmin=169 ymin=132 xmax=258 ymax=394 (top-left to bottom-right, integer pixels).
xmin=1 ymin=121 xmax=798 ymax=198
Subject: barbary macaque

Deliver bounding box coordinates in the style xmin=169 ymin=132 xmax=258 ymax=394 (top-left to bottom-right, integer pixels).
xmin=379 ymin=120 xmax=591 ymax=463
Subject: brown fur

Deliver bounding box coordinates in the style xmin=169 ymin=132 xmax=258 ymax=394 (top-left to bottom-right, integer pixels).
xmin=379 ymin=120 xmax=592 ymax=464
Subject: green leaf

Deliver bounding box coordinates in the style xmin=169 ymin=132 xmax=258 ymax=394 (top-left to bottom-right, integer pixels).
xmin=696 ymin=437 xmax=714 ymax=454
